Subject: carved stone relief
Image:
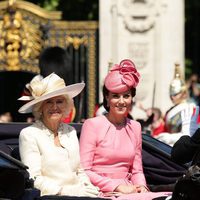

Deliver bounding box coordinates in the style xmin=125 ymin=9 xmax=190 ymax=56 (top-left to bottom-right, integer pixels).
xmin=122 ymin=0 xmax=167 ymax=33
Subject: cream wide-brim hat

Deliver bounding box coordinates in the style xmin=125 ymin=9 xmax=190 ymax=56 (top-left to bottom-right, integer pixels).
xmin=18 ymin=73 xmax=85 ymax=114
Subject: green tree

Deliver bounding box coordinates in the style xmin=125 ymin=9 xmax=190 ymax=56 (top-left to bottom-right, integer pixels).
xmin=26 ymin=0 xmax=98 ymax=20
xmin=26 ymin=0 xmax=60 ymax=11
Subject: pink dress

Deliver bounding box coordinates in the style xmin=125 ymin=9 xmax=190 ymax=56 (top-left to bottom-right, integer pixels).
xmin=80 ymin=115 xmax=171 ymax=200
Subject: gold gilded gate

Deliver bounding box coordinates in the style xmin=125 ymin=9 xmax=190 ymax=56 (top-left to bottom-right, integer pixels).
xmin=0 ymin=0 xmax=98 ymax=121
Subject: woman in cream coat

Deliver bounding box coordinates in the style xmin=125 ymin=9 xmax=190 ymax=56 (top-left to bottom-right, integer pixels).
xmin=18 ymin=73 xmax=99 ymax=197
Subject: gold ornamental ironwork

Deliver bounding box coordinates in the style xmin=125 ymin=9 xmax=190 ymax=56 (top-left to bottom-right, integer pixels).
xmin=0 ymin=0 xmax=98 ymax=119
xmin=0 ymin=7 xmax=42 ymax=71
xmin=66 ymin=36 xmax=88 ymax=50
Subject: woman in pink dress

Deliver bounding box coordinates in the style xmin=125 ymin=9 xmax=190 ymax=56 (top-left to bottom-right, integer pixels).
xmin=80 ymin=59 xmax=171 ymax=200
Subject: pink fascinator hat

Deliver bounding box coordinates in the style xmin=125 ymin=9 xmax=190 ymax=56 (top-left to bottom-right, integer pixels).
xmin=104 ymin=59 xmax=140 ymax=93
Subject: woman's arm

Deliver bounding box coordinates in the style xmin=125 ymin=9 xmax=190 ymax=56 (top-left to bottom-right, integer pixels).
xmin=130 ymin=122 xmax=147 ymax=187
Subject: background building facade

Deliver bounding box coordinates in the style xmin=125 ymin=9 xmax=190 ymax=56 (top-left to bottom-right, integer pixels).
xmin=99 ymin=0 xmax=185 ymax=117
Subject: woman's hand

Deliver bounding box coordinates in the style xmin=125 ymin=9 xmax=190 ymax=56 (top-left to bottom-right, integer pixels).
xmin=60 ymin=182 xmax=99 ymax=197
xmin=82 ymin=182 xmax=100 ymax=197
xmin=135 ymin=185 xmax=149 ymax=193
xmin=114 ymin=184 xmax=137 ymax=194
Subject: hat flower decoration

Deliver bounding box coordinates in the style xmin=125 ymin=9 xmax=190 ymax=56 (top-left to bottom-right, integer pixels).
xmin=28 ymin=76 xmax=48 ymax=99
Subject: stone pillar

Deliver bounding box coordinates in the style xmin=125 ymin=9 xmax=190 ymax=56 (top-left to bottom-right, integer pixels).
xmin=99 ymin=0 xmax=184 ymax=117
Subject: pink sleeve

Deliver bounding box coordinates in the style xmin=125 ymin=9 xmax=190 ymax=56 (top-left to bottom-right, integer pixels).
xmin=79 ymin=119 xmax=126 ymax=192
xmin=130 ymin=122 xmax=147 ymax=186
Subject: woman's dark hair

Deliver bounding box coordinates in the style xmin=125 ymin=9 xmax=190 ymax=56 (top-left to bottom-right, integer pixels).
xmin=102 ymin=85 xmax=136 ymax=112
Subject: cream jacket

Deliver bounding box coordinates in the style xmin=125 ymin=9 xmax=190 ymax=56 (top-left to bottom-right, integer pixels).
xmin=19 ymin=120 xmax=91 ymax=196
